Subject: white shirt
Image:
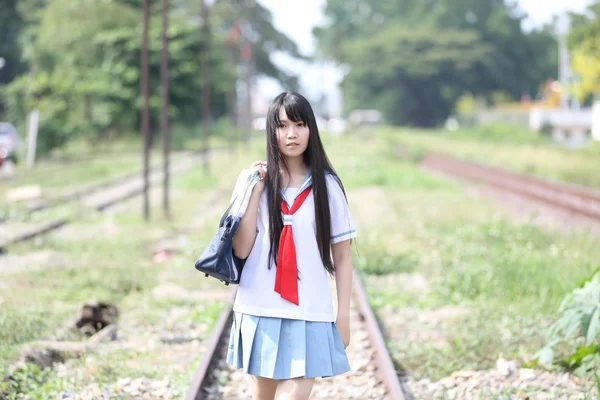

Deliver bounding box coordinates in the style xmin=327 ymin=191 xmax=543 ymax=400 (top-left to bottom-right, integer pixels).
xmin=232 ymin=171 xmax=357 ymax=322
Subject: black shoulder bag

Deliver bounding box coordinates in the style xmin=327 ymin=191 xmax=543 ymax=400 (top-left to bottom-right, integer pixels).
xmin=194 ymin=169 xmax=261 ymax=285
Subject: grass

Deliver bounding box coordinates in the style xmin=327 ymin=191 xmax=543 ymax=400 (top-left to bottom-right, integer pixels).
xmin=2 ymin=129 xmax=599 ymax=396
xmin=0 ymin=139 xmax=263 ymax=398
xmin=321 ymin=131 xmax=457 ymax=190
xmin=322 ymin=130 xmax=600 ymax=384
xmin=0 ymin=129 xmax=235 ymax=217
xmin=378 ymin=123 xmax=600 ymax=188
xmin=2 ymin=137 xmax=147 ymax=195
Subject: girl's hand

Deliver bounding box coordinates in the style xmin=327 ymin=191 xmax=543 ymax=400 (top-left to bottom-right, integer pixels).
xmin=336 ymin=315 xmax=350 ymax=349
xmin=250 ymin=161 xmax=267 ymax=194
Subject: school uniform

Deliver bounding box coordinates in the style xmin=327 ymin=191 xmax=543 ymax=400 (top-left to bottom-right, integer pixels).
xmin=226 ymin=170 xmax=357 ymax=380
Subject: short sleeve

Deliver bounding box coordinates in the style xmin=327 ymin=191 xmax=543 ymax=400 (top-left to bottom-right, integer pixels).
xmin=327 ymin=175 xmax=357 ymax=244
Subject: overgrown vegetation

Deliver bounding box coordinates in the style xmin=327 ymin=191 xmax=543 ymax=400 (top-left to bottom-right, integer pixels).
xmin=2 ymin=129 xmax=599 ymax=396
xmin=0 ymin=0 xmax=301 ymax=156
xmin=536 ymin=269 xmax=600 ymax=379
xmin=324 ymin=130 xmax=600 ymax=385
xmin=384 ymin=124 xmax=600 ymax=188
xmin=315 ymin=0 xmax=558 ymax=126
xmin=0 ymin=140 xmax=261 ymax=397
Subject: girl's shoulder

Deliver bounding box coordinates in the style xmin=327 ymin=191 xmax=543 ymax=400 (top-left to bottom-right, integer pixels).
xmin=324 ymin=173 xmax=347 ymax=203
xmin=323 ymin=170 xmax=339 ymax=184
xmin=324 ymin=172 xmax=343 ymax=188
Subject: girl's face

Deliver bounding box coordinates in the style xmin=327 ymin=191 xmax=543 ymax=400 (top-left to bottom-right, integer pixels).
xmin=276 ymin=108 xmax=310 ymax=159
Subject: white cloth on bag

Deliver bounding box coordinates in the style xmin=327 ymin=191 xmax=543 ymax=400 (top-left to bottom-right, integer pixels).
xmin=232 ymin=171 xmax=357 ymax=322
xmin=229 ymin=168 xmax=261 ymax=218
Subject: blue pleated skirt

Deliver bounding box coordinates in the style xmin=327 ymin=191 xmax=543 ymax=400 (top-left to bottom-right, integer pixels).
xmin=226 ymin=312 xmax=351 ymax=380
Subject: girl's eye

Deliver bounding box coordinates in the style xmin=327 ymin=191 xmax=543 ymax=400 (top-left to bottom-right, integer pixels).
xmin=297 ymin=122 xmax=305 ymax=127
xmin=277 ymin=124 xmax=285 ymax=128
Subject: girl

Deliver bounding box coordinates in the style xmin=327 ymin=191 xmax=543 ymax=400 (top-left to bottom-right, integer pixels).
xmin=227 ymin=92 xmax=356 ymax=400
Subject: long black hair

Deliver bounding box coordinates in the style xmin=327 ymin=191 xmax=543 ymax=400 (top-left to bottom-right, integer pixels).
xmin=265 ymin=91 xmax=346 ymax=276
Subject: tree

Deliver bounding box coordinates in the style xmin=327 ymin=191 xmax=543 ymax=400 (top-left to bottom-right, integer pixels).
xmin=342 ymin=26 xmax=492 ymax=126
xmin=4 ymin=0 xmax=142 ymax=153
xmin=314 ymin=0 xmax=558 ymax=126
xmin=0 ymin=0 xmax=26 ymax=115
xmin=3 ymin=0 xmax=304 ymax=155
xmin=212 ymin=0 xmax=305 ymax=91
xmin=569 ymin=2 xmax=600 ymax=101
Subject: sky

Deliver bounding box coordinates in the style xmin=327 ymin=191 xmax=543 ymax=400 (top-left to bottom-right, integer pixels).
xmin=255 ymin=0 xmax=595 ymax=117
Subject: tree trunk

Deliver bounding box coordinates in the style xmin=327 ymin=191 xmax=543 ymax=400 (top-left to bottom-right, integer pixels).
xmin=141 ymin=0 xmax=151 ymax=221
xmin=161 ymin=0 xmax=170 ymax=219
xmin=201 ymin=0 xmax=211 ymax=174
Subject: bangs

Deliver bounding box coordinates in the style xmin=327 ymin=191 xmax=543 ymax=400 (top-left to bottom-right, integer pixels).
xmin=271 ymin=94 xmax=310 ymax=126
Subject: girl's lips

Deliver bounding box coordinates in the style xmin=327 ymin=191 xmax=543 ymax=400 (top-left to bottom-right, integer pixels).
xmin=287 ymin=143 xmax=299 ymax=147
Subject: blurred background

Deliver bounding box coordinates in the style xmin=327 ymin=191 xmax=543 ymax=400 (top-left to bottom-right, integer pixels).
xmin=0 ymin=0 xmax=599 ymax=162
xmin=1 ymin=1 xmax=600 ymax=399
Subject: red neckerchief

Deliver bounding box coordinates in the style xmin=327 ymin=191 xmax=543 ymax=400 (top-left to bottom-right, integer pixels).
xmin=274 ymin=186 xmax=312 ymax=305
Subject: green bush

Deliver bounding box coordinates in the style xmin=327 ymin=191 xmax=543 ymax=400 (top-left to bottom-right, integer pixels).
xmin=0 ymin=363 xmax=61 ymax=400
xmin=536 ymin=268 xmax=600 ymax=378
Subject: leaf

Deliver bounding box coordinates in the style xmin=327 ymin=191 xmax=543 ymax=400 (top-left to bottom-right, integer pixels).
xmin=585 ymin=307 xmax=600 ymax=345
xmin=535 ymin=346 xmax=554 ymax=367
xmin=567 ymin=345 xmax=599 ymax=367
xmin=524 ymin=358 xmax=538 ymax=368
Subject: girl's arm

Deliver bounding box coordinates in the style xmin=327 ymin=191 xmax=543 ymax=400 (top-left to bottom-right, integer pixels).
xmin=333 ymin=239 xmax=353 ymax=347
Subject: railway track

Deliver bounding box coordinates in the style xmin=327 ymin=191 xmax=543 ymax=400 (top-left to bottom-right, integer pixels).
xmin=0 ymin=152 xmax=208 ymax=250
xmin=421 ymin=152 xmax=600 ymax=222
xmin=2 ymin=151 xmax=198 ymax=217
xmin=186 ymin=271 xmax=405 ymax=400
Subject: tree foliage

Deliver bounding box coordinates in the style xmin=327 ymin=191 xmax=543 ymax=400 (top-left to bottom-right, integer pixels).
xmin=569 ymin=2 xmax=600 ymax=101
xmin=1 ymin=0 xmax=301 ymax=155
xmin=314 ymin=0 xmax=558 ymax=126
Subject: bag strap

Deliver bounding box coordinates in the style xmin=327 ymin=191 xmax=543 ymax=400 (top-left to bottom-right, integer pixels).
xmin=219 ymin=169 xmax=261 ymax=227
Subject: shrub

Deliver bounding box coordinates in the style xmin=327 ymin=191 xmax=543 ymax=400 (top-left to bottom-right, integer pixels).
xmin=536 ymin=268 xmax=600 ymax=378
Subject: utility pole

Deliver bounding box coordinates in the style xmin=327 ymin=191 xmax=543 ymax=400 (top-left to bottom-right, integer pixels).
xmin=161 ymin=0 xmax=171 ymax=218
xmin=241 ymin=39 xmax=253 ymax=144
xmin=201 ymin=0 xmax=212 ymax=173
xmin=558 ymin=33 xmax=570 ymax=108
xmin=227 ymin=23 xmax=239 ymax=153
xmin=556 ymin=15 xmax=579 ymax=109
xmin=240 ymin=1 xmax=255 ymax=144
xmin=141 ymin=0 xmax=151 ymax=221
